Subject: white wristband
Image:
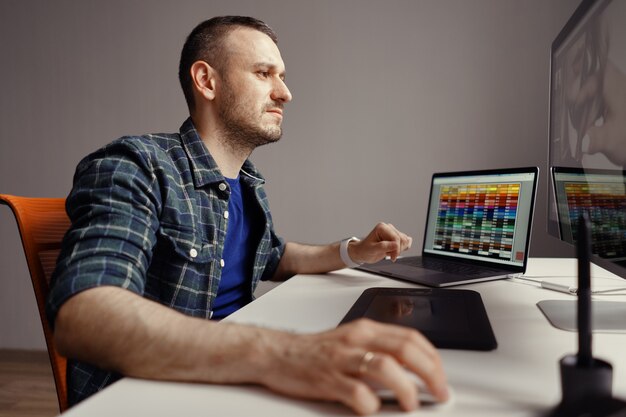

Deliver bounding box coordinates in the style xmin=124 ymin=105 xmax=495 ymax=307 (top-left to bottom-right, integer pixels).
xmin=340 ymin=237 xmax=362 ymax=268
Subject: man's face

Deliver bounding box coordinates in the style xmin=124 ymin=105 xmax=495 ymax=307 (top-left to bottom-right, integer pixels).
xmin=215 ymin=28 xmax=292 ymax=149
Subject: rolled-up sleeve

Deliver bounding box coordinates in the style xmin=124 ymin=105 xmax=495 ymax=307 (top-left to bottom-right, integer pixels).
xmin=253 ymin=184 xmax=285 ymax=282
xmin=46 ymin=139 xmax=161 ymax=327
xmin=260 ymin=232 xmax=285 ymax=282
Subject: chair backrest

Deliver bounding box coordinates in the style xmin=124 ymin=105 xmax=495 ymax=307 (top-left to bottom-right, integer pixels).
xmin=0 ymin=194 xmax=70 ymax=412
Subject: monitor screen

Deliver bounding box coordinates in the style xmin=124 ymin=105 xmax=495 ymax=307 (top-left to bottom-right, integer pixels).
xmin=548 ymin=0 xmax=626 ymax=277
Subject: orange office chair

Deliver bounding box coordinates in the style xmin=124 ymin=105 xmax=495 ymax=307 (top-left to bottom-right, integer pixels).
xmin=0 ymin=194 xmax=70 ymax=412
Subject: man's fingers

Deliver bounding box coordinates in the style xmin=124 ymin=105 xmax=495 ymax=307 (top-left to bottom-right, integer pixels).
xmin=340 ymin=378 xmax=381 ymax=416
xmin=385 ymin=223 xmax=412 ymax=251
xmin=309 ymin=346 xmax=383 ymax=415
xmin=371 ymin=240 xmax=401 ymax=262
xmin=269 ymin=320 xmax=448 ymax=414
xmin=321 ymin=373 xmax=381 ymax=416
xmin=360 ymin=330 xmax=446 ymax=396
xmin=362 ymin=343 xmax=448 ymax=403
xmin=362 ymin=223 xmax=412 ymax=262
xmin=262 ymin=340 xmax=382 ymax=415
xmin=339 ymin=320 xmax=448 ymax=401
xmin=394 ymin=228 xmax=412 ymax=251
xmin=359 ymin=352 xmax=421 ymax=411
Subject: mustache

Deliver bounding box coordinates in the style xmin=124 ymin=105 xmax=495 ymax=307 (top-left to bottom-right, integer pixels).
xmin=265 ymin=102 xmax=284 ymax=111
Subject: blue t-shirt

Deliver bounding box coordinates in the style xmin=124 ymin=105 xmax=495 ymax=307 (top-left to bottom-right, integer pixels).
xmin=212 ymin=176 xmax=255 ymax=319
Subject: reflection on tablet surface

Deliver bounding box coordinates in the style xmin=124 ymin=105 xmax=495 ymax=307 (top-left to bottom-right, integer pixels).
xmin=363 ymin=294 xmax=470 ymax=334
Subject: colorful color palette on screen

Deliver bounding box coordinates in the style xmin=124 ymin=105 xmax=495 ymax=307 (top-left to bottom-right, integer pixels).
xmin=564 ymin=182 xmax=626 ymax=259
xmin=434 ymin=183 xmax=520 ymax=261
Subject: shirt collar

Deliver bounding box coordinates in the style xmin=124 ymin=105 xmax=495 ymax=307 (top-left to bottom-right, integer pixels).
xmin=179 ymin=117 xmax=266 ymax=188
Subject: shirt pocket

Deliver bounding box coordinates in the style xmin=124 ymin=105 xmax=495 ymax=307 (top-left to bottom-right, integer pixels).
xmin=157 ymin=223 xmax=215 ymax=264
xmin=147 ymin=223 xmax=216 ymax=318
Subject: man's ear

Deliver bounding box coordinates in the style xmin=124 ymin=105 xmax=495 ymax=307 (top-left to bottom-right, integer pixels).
xmin=190 ymin=61 xmax=217 ymax=102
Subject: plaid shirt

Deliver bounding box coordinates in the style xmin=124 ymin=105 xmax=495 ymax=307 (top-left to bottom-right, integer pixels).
xmin=46 ymin=117 xmax=285 ymax=405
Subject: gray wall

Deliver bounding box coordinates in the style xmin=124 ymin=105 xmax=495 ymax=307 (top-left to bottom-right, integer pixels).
xmin=0 ymin=0 xmax=578 ymax=349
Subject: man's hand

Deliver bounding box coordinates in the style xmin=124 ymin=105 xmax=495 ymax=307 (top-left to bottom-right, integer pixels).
xmin=350 ymin=222 xmax=413 ymax=264
xmin=258 ymin=318 xmax=448 ymax=415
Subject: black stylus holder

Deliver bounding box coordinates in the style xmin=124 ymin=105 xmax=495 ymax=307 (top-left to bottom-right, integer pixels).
xmin=557 ymin=355 xmax=615 ymax=414
xmin=549 ymin=213 xmax=626 ymax=417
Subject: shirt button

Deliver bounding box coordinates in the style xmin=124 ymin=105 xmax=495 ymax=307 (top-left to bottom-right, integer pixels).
xmin=189 ymin=248 xmax=198 ymax=258
xmin=224 ymin=210 xmax=229 ymax=219
xmin=218 ymin=183 xmax=227 ymax=191
xmin=220 ymin=259 xmax=225 ymax=268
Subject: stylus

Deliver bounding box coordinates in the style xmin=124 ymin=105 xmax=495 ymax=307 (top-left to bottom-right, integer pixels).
xmin=577 ymin=213 xmax=592 ymax=367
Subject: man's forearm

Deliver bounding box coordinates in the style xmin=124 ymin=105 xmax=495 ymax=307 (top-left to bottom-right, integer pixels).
xmin=271 ymin=241 xmax=346 ymax=281
xmin=271 ymin=223 xmax=413 ymax=281
xmin=54 ymin=286 xmax=287 ymax=384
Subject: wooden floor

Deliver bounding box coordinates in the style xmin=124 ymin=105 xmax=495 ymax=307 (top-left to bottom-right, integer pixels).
xmin=0 ymin=350 xmax=59 ymax=417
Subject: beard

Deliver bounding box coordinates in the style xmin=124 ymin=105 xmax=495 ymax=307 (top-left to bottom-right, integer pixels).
xmin=217 ymin=83 xmax=283 ymax=154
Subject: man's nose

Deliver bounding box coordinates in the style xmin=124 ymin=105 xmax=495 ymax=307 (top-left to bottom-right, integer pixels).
xmin=271 ymin=78 xmax=293 ymax=103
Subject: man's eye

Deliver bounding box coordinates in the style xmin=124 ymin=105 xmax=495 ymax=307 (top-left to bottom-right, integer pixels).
xmin=257 ymin=71 xmax=270 ymax=78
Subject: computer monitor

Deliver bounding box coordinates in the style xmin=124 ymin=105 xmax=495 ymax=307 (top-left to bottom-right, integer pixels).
xmin=547 ymin=0 xmax=626 ymax=282
xmin=545 ymin=0 xmax=626 ymax=334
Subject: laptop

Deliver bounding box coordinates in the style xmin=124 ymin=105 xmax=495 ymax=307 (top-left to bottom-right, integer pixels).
xmin=357 ymin=167 xmax=539 ymax=287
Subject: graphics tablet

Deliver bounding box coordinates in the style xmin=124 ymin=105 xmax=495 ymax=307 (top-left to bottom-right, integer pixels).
xmin=339 ymin=287 xmax=497 ymax=351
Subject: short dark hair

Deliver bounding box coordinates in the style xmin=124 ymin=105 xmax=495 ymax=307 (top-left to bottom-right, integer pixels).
xmin=178 ymin=16 xmax=278 ymax=111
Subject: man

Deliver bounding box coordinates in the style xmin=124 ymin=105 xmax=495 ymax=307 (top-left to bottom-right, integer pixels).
xmin=47 ymin=16 xmax=448 ymax=415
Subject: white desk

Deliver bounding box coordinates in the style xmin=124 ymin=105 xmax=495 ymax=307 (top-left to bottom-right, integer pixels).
xmin=60 ymin=258 xmax=626 ymax=416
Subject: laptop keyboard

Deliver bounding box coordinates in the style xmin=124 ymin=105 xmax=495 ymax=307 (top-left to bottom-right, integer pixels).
xmin=397 ymin=257 xmax=502 ymax=278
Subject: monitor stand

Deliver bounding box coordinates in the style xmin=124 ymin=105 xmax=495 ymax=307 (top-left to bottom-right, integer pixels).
xmin=538 ymin=300 xmax=626 ymax=333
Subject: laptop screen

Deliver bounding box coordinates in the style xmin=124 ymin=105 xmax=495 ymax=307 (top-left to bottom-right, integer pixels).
xmin=552 ymin=167 xmax=626 ymax=262
xmin=422 ymin=169 xmax=538 ymax=268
